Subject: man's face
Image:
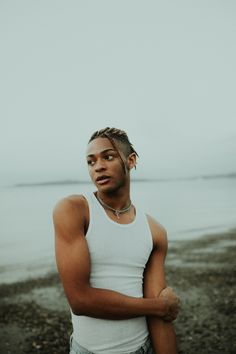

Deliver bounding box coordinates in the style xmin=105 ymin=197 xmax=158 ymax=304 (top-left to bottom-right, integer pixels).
xmin=86 ymin=137 xmax=128 ymax=193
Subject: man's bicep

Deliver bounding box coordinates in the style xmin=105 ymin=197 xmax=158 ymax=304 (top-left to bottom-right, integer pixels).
xmin=143 ymin=216 xmax=168 ymax=298
xmin=55 ymin=232 xmax=91 ymax=287
xmin=53 ymin=199 xmax=91 ymax=309
xmin=143 ymin=248 xmax=167 ymax=298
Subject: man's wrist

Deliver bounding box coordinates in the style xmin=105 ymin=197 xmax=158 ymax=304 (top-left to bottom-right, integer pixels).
xmin=144 ymin=296 xmax=167 ymax=318
xmin=157 ymin=295 xmax=168 ymax=317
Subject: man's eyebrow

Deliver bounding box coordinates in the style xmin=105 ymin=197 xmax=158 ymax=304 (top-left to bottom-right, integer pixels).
xmin=87 ymin=148 xmax=116 ymax=158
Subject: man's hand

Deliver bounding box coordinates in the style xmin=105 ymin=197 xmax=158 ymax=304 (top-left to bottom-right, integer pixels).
xmin=159 ymin=287 xmax=181 ymax=322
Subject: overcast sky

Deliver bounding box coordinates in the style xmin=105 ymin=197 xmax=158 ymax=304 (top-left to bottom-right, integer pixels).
xmin=1 ymin=1 xmax=236 ymax=185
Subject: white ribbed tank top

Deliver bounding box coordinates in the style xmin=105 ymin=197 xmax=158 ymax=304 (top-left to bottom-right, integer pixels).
xmin=71 ymin=192 xmax=153 ymax=354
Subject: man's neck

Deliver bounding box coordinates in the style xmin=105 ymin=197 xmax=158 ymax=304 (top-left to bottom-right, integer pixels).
xmin=96 ymin=189 xmax=131 ymax=211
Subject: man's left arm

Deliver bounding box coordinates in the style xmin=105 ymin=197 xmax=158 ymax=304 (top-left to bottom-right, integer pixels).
xmin=143 ymin=215 xmax=179 ymax=354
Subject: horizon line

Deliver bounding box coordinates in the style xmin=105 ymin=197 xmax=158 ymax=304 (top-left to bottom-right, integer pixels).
xmin=11 ymin=171 xmax=236 ymax=187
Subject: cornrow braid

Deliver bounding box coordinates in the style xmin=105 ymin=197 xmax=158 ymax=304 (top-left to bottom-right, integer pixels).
xmin=88 ymin=127 xmax=139 ymax=172
xmin=89 ymin=127 xmax=139 ymax=157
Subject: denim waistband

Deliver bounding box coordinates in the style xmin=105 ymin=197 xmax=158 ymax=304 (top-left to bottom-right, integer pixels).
xmin=70 ymin=336 xmax=153 ymax=354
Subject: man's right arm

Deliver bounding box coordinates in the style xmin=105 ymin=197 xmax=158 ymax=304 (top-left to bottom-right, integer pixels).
xmin=53 ymin=196 xmax=177 ymax=320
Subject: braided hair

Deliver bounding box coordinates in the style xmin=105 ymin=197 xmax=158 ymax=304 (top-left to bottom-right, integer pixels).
xmin=88 ymin=127 xmax=139 ymax=171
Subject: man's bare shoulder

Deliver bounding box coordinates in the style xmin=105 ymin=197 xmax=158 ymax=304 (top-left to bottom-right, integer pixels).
xmin=53 ymin=194 xmax=87 ymax=213
xmin=53 ymin=195 xmax=88 ymax=238
xmin=146 ymin=214 xmax=168 ymax=250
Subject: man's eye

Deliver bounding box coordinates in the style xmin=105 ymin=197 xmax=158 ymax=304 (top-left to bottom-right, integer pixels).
xmin=104 ymin=155 xmax=114 ymax=160
xmin=87 ymin=160 xmax=95 ymax=166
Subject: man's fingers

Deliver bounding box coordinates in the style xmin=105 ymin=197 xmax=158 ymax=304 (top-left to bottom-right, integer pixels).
xmin=159 ymin=287 xmax=181 ymax=322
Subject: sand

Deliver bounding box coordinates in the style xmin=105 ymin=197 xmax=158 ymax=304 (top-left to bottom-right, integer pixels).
xmin=0 ymin=228 xmax=235 ymax=354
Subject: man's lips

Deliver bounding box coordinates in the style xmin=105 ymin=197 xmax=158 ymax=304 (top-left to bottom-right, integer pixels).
xmin=96 ymin=175 xmax=111 ymax=184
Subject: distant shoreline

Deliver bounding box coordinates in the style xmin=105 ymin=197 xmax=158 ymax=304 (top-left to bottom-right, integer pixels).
xmin=12 ymin=172 xmax=236 ymax=187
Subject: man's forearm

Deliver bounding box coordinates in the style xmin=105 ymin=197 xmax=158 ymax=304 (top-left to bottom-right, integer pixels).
xmin=70 ymin=286 xmax=166 ymax=320
xmin=147 ymin=318 xmax=177 ymax=354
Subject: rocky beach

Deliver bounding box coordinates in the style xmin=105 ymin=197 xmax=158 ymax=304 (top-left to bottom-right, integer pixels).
xmin=0 ymin=228 xmax=235 ymax=354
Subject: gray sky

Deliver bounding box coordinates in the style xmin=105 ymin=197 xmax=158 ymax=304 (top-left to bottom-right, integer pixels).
xmin=1 ymin=1 xmax=236 ymax=185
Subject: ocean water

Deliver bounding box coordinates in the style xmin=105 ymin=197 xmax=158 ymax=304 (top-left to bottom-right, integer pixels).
xmin=1 ymin=177 xmax=236 ymax=284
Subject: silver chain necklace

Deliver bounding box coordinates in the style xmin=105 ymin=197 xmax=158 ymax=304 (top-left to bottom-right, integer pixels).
xmin=96 ymin=194 xmax=132 ymax=219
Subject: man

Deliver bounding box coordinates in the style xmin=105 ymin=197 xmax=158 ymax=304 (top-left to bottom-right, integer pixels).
xmin=53 ymin=127 xmax=180 ymax=354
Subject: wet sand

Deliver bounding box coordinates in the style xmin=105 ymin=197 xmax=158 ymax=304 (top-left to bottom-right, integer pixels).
xmin=0 ymin=228 xmax=235 ymax=354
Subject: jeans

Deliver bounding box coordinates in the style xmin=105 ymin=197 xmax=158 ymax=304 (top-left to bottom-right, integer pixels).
xmin=69 ymin=336 xmax=154 ymax=354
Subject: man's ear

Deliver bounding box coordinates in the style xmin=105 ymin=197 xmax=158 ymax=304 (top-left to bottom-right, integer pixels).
xmin=127 ymin=153 xmax=137 ymax=170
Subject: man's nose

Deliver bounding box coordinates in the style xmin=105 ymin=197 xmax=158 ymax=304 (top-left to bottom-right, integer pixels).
xmin=95 ymin=159 xmax=106 ymax=172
